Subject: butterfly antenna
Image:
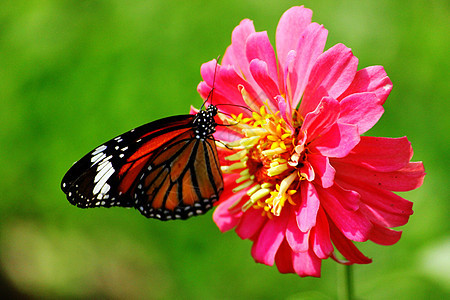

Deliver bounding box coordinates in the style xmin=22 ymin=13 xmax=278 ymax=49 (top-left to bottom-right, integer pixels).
xmin=216 ymin=103 xmax=252 ymax=113
xmin=201 ymin=56 xmax=220 ymax=110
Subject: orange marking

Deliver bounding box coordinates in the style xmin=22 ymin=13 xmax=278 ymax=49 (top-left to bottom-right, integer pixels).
xmin=128 ymin=128 xmax=191 ymax=161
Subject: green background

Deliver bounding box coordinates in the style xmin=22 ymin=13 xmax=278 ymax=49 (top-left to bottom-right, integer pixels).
xmin=0 ymin=0 xmax=448 ymax=299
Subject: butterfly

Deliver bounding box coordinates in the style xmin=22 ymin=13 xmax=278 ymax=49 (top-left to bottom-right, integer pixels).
xmin=61 ymin=104 xmax=223 ymax=221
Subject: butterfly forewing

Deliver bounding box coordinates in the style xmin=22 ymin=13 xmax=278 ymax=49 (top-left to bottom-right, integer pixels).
xmin=61 ymin=115 xmax=194 ymax=208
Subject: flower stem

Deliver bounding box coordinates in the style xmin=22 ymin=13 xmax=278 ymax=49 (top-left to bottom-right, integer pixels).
xmin=339 ymin=264 xmax=354 ymax=300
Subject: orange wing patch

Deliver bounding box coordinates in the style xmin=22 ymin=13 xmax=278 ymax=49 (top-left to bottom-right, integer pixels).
xmin=137 ymin=138 xmax=223 ymax=217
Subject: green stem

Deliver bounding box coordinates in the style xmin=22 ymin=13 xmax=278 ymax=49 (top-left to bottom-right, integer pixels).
xmin=339 ymin=264 xmax=354 ymax=300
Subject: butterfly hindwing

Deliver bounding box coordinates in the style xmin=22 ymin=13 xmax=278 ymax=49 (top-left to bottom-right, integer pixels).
xmin=134 ymin=136 xmax=224 ymax=220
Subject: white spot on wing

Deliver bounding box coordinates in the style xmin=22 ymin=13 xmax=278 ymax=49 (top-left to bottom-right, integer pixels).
xmin=100 ymin=183 xmax=110 ymax=195
xmin=91 ymin=152 xmax=106 ymax=164
xmin=94 ymin=161 xmax=113 ymax=183
xmin=92 ymin=145 xmax=107 ymax=156
xmin=93 ymin=167 xmax=115 ymax=195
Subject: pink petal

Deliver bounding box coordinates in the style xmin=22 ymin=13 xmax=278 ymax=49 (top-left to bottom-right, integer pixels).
xmin=221 ymin=45 xmax=234 ymax=66
xmin=299 ymin=44 xmax=358 ymax=117
xmin=296 ymin=181 xmax=320 ymax=232
xmin=318 ymin=185 xmax=372 ymax=242
xmin=200 ymin=61 xmax=244 ymax=106
xmin=292 ymin=248 xmax=322 ymax=277
xmin=201 ymin=60 xmax=263 ymax=112
xmin=197 ymin=81 xmax=247 ymax=117
xmin=189 ymin=105 xmax=198 ymax=115
xmin=311 ymin=123 xmax=360 ymax=158
xmin=246 ymin=31 xmax=278 ymax=84
xmin=213 ymin=125 xmax=243 ymax=143
xmin=299 ymin=160 xmax=315 ymax=181
xmin=291 ymin=22 xmax=328 ymax=107
xmin=338 ymin=92 xmax=384 ymax=134
xmin=249 ymin=59 xmax=280 ymax=104
xmin=200 ymin=59 xmax=219 ymax=88
xmin=213 ymin=174 xmax=246 ymax=232
xmin=329 ymin=220 xmax=372 ymax=264
xmin=236 ymin=207 xmax=267 ymax=239
xmin=217 ymin=146 xmax=239 ymax=166
xmin=286 ymin=208 xmax=310 ymax=252
xmin=368 ymin=223 xmax=402 ymax=246
xmin=275 ymin=95 xmax=294 ymax=132
xmin=228 ymin=19 xmax=255 ymax=79
xmin=308 ymin=153 xmax=336 ymax=188
xmin=311 ymin=207 xmax=334 ymax=259
xmin=362 ymin=203 xmax=412 ymax=228
xmin=338 ymin=65 xmax=393 ymax=104
xmin=336 ymin=136 xmax=413 ymax=172
xmin=283 ymin=49 xmax=297 ymax=106
xmin=332 ymin=160 xmax=426 ymax=192
xmin=275 ymin=239 xmax=295 ymax=274
xmin=336 ymin=178 xmax=414 ymax=227
xmin=302 ymin=97 xmax=340 ymax=141
xmin=212 ymin=197 xmax=242 ymax=232
xmin=328 ymin=183 xmax=361 ymax=212
xmin=251 ymin=209 xmax=289 ymax=266
xmin=276 ymin=6 xmax=313 ymax=70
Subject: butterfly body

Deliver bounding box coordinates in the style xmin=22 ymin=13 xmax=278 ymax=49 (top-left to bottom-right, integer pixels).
xmin=61 ymin=105 xmax=223 ymax=220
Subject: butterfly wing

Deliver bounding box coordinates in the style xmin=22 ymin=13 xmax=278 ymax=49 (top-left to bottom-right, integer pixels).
xmin=61 ymin=113 xmax=224 ymax=220
xmin=134 ymin=136 xmax=223 ymax=220
xmin=61 ymin=115 xmax=195 ymax=208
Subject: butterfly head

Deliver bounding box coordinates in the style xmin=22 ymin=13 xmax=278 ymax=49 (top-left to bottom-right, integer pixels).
xmin=206 ymin=104 xmax=218 ymax=116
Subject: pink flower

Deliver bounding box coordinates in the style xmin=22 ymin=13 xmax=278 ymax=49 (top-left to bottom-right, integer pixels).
xmin=197 ymin=6 xmax=425 ymax=277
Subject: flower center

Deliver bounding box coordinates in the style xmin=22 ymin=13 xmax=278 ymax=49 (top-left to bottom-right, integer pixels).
xmin=220 ymin=104 xmax=307 ymax=217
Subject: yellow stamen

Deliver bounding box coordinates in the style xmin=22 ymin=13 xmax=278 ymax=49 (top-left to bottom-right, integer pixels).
xmin=218 ymin=103 xmax=306 ymax=218
xmin=252 ymin=111 xmax=262 ymax=121
xmin=276 ymin=123 xmax=282 ymax=136
xmin=236 ymin=174 xmax=250 ymax=183
xmin=267 ymin=135 xmax=278 ymax=142
xmin=233 ymin=180 xmax=254 ymax=192
xmin=225 ymin=149 xmax=247 ymax=161
xmin=246 ymin=184 xmax=261 ymax=196
xmin=250 ymin=188 xmax=271 ymax=201
xmin=267 ymin=163 xmax=289 ymax=177
xmin=260 ymin=106 xmax=266 ymax=116
xmin=240 ymin=136 xmax=260 ymax=147
xmin=278 ymin=172 xmax=297 ymax=195
xmin=262 ymin=147 xmax=287 ymax=156
xmin=240 ymin=169 xmax=250 ymax=176
xmin=221 ymin=161 xmax=246 ymax=173
xmin=281 ymin=133 xmax=291 ymax=140
xmin=242 ymin=188 xmax=271 ymax=211
xmin=242 ymin=127 xmax=268 ymax=137
xmin=269 ymin=161 xmax=279 ymax=168
xmin=261 ymin=182 xmax=273 ymax=189
xmin=225 ymin=140 xmax=243 ymax=147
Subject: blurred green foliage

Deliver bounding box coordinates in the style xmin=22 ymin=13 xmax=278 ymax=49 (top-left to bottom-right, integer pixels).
xmin=0 ymin=0 xmax=448 ymax=299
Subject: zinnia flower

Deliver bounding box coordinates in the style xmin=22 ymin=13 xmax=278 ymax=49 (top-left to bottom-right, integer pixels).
xmin=196 ymin=6 xmax=425 ymax=277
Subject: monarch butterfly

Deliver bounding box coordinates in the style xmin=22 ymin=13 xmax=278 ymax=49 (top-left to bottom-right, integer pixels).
xmin=61 ymin=104 xmax=223 ymax=221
